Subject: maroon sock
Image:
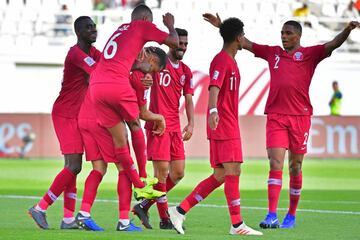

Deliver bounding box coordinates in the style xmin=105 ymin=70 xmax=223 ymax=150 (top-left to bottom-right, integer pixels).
xmin=115 ymin=147 xmax=144 ymax=188
xmin=80 ymin=170 xmax=103 ymax=213
xmin=268 ymin=170 xmax=283 ymax=213
xmin=179 ymin=174 xmax=222 ymax=213
xmin=224 ymin=175 xmax=242 ymax=225
xmin=118 ymin=171 xmax=132 ymax=219
xmin=63 ymin=176 xmax=77 ymax=218
xmin=39 ymin=167 xmax=75 ymax=208
xmin=288 ymin=172 xmax=302 ymax=216
xmin=166 ymin=175 xmax=176 ymax=192
xmin=154 ymin=182 xmax=168 ymax=220
xmin=131 ymin=129 xmax=147 ymax=178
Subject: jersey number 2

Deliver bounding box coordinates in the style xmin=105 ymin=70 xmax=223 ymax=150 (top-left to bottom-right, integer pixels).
xmin=274 ymin=55 xmax=280 ymax=69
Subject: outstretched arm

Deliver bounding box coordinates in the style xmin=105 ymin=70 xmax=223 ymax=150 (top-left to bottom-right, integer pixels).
xmin=162 ymin=13 xmax=179 ymax=49
xmin=325 ymin=21 xmax=360 ymax=55
xmin=202 ymin=12 xmax=254 ymax=53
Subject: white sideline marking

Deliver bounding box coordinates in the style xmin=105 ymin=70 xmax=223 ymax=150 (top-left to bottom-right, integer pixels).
xmin=2 ymin=194 xmax=360 ymax=215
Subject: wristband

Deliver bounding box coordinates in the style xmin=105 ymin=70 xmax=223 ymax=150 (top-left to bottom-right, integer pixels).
xmin=209 ymin=108 xmax=218 ymax=114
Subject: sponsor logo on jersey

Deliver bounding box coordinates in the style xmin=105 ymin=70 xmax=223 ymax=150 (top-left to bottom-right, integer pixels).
xmin=212 ymin=70 xmax=219 ymax=80
xmin=293 ymin=51 xmax=304 ymax=61
xmin=84 ymin=56 xmax=96 ymax=66
xmin=180 ymin=75 xmax=186 ymax=85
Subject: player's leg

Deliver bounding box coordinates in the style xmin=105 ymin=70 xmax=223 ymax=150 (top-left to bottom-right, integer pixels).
xmin=61 ymin=153 xmax=82 ymax=229
xmin=169 ymin=167 xmax=224 ymax=234
xmin=280 ymin=151 xmax=304 ymax=228
xmin=280 ymin=115 xmax=310 ymax=228
xmin=260 ymin=114 xmax=289 ymax=229
xmin=133 ymin=131 xmax=170 ymax=228
xmin=107 ymin=121 xmax=146 ymax=188
xmin=115 ymin=163 xmax=142 ymax=232
xmin=76 ymin=160 xmax=106 ymax=231
xmin=151 ymin=160 xmax=172 ymax=229
xmin=126 ymin=119 xmax=147 ymax=178
xmin=28 ymin=116 xmax=82 ymax=229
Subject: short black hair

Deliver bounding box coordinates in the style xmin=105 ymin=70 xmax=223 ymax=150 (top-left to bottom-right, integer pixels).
xmin=147 ymin=47 xmax=167 ymax=70
xmin=284 ymin=20 xmax=302 ymax=35
xmin=131 ymin=4 xmax=152 ymax=20
xmin=175 ymin=28 xmax=188 ymax=37
xmin=74 ymin=16 xmax=91 ymax=33
xmin=219 ymin=17 xmax=244 ymax=44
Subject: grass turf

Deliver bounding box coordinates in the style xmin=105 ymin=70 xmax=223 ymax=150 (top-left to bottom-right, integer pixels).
xmin=0 ymin=158 xmax=359 ymax=240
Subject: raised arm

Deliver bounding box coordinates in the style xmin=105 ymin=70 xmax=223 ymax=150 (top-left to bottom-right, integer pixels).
xmin=202 ymin=13 xmax=254 ymax=53
xmin=182 ymin=94 xmax=194 ymax=141
xmin=325 ymin=21 xmax=360 ymax=55
xmin=162 ymin=13 xmax=179 ymax=49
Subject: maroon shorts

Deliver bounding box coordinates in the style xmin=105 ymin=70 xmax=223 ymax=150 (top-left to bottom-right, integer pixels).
xmin=146 ymin=130 xmax=185 ymax=161
xmin=209 ymin=138 xmax=243 ymax=168
xmin=78 ymin=118 xmax=119 ymax=163
xmin=52 ymin=114 xmax=83 ymax=155
xmin=266 ymin=113 xmax=311 ymax=154
xmin=90 ymin=83 xmax=139 ymax=128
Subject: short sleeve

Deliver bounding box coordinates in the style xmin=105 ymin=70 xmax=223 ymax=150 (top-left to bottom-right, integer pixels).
xmin=183 ymin=64 xmax=194 ymax=95
xmin=130 ymin=71 xmax=147 ymax=107
xmin=71 ymin=47 xmax=98 ymax=74
xmin=308 ymin=44 xmax=327 ymax=66
xmin=140 ymin=21 xmax=169 ymax=44
xmin=209 ymin=56 xmax=227 ymax=89
xmin=252 ymin=43 xmax=272 ymax=60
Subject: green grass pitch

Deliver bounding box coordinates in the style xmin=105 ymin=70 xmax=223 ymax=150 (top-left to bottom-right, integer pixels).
xmin=0 ymin=158 xmax=359 ymax=240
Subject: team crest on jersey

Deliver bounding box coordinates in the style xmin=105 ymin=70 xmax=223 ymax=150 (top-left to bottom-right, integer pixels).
xmin=212 ymin=70 xmax=219 ymax=80
xmin=293 ymin=52 xmax=304 ymax=61
xmin=180 ymin=75 xmax=186 ymax=85
xmin=84 ymin=56 xmax=96 ymax=66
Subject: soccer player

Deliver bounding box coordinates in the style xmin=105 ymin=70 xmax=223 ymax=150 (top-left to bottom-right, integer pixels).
xmin=168 ymin=18 xmax=263 ymax=236
xmin=28 ymin=16 xmax=101 ymax=230
xmin=76 ymin=47 xmax=168 ymax=232
xmin=203 ymin=13 xmax=360 ymax=229
xmin=88 ymin=4 xmax=179 ymax=199
xmin=132 ymin=28 xmax=195 ymax=230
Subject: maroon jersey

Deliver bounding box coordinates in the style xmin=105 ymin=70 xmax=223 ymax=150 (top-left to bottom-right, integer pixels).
xmin=145 ymin=60 xmax=194 ymax=132
xmin=130 ymin=71 xmax=149 ymax=107
xmin=52 ymin=45 xmax=101 ymax=118
xmin=207 ymin=50 xmax=241 ymax=140
xmin=90 ymin=21 xmax=168 ymax=85
xmin=253 ymin=43 xmax=328 ymax=115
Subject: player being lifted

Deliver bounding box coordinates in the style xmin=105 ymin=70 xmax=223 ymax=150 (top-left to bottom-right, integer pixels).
xmin=168 ymin=18 xmax=263 ymax=236
xmin=203 ymin=13 xmax=360 ymax=229
xmin=88 ymin=4 xmax=179 ymax=200
xmin=28 ymin=16 xmax=101 ymax=230
xmin=76 ymin=47 xmax=168 ymax=232
xmin=132 ymin=28 xmax=195 ymax=230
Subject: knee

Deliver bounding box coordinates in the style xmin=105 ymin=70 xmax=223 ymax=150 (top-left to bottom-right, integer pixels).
xmin=289 ymin=160 xmax=302 ymax=176
xmin=269 ymin=157 xmax=283 ymax=170
xmin=66 ymin=162 xmax=82 ymax=175
xmin=171 ymin=170 xmax=184 ymax=182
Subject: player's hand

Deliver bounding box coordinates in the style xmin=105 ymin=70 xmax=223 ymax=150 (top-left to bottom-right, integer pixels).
xmin=152 ymin=115 xmax=166 ymax=136
xmin=348 ymin=21 xmax=360 ymax=30
xmin=208 ymin=112 xmax=219 ymax=130
xmin=203 ymin=13 xmax=221 ymax=28
xmin=182 ymin=124 xmax=194 ymax=141
xmin=141 ymin=73 xmax=153 ymax=88
xmin=137 ymin=48 xmax=148 ymax=62
xmin=163 ymin=12 xmax=175 ymax=29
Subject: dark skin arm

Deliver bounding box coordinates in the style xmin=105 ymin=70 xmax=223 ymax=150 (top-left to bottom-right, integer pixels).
xmin=202 ymin=13 xmax=254 ymax=53
xmin=324 ymin=21 xmax=360 ymax=56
